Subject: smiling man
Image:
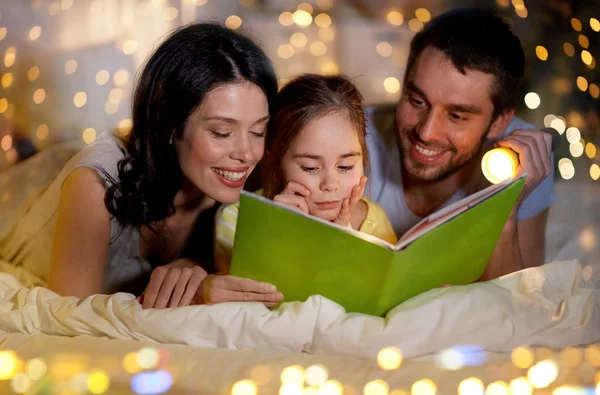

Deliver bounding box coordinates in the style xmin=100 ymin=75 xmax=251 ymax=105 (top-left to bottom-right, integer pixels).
xmin=366 ymin=8 xmax=556 ymax=280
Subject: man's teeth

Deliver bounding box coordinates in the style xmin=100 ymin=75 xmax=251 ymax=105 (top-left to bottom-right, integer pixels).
xmin=415 ymin=144 xmax=443 ymax=157
xmin=214 ymin=169 xmax=246 ymax=181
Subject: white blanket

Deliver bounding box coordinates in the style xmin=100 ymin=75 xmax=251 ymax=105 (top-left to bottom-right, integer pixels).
xmin=0 ymin=260 xmax=598 ymax=358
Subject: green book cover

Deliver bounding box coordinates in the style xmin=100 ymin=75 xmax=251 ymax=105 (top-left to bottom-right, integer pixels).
xmin=230 ymin=176 xmax=525 ymax=316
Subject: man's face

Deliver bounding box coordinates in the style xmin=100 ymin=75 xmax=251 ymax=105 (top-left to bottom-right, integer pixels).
xmin=396 ymin=46 xmax=502 ymax=182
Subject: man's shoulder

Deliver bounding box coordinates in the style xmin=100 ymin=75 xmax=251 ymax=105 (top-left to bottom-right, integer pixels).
xmin=498 ymin=116 xmax=535 ymax=139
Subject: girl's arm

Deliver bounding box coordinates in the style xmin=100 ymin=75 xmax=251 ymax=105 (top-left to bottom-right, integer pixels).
xmin=48 ymin=167 xmax=111 ymax=298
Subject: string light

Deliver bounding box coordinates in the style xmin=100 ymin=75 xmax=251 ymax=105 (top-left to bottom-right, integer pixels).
xmin=384 ymin=77 xmax=400 ymax=94
xmin=386 ymin=11 xmax=404 ymax=26
xmin=226 ymin=15 xmax=242 ymax=30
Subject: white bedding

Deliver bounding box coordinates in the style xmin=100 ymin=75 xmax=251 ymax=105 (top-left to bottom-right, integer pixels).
xmin=0 ymin=260 xmax=597 ymax=359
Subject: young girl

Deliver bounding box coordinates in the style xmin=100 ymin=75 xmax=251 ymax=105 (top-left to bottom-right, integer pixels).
xmin=214 ymin=74 xmax=397 ymax=271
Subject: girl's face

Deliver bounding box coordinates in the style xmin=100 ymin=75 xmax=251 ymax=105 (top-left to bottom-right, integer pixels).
xmin=281 ymin=111 xmax=364 ymax=221
xmin=176 ymin=81 xmax=269 ymax=204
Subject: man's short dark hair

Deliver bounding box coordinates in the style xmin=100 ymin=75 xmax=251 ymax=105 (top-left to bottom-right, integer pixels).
xmin=405 ymin=8 xmax=525 ymax=120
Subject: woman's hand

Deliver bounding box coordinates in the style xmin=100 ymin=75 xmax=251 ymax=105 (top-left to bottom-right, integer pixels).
xmin=333 ymin=176 xmax=367 ymax=227
xmin=195 ymin=274 xmax=283 ymax=307
xmin=138 ymin=258 xmax=207 ymax=309
xmin=273 ymin=181 xmax=311 ymax=214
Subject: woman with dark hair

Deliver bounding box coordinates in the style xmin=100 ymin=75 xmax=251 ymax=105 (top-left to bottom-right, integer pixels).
xmin=0 ymin=23 xmax=282 ymax=308
xmin=214 ymin=74 xmax=397 ymax=271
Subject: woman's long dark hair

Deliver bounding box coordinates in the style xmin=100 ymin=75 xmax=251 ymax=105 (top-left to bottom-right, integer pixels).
xmin=104 ymin=23 xmax=277 ymax=231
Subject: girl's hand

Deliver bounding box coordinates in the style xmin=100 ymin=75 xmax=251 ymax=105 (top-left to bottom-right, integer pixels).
xmin=273 ymin=181 xmax=311 ymax=214
xmin=333 ymin=176 xmax=367 ymax=227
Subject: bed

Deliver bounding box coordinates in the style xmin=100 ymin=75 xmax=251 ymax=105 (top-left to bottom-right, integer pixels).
xmin=0 ymin=138 xmax=598 ymax=395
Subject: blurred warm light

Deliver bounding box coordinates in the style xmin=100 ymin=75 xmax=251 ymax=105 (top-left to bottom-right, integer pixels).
xmin=319 ymin=380 xmax=343 ymax=395
xmin=0 ymin=98 xmax=7 ymax=113
xmin=437 ymin=348 xmax=464 ymax=370
xmin=82 ymin=128 xmax=97 ymax=144
xmin=524 ymin=92 xmax=540 ymax=109
xmin=552 ymin=78 xmax=572 ymax=94
xmin=290 ymin=33 xmax=307 ymax=48
xmin=408 ymin=19 xmax=424 ymax=32
xmin=278 ymin=44 xmax=295 ymax=59
xmin=496 ymin=0 xmax=510 ymax=7
xmin=65 ymin=59 xmax=78 ymax=75
xmin=563 ymin=42 xmax=575 ymax=57
xmin=589 ymin=83 xmax=599 ymax=99
xmin=508 ymin=378 xmax=532 ymax=395
xmin=585 ymin=143 xmax=597 ymax=159
xmin=121 ymin=11 xmax=134 ymax=26
xmin=96 ymin=70 xmax=110 ymax=86
xmin=28 ymin=66 xmax=40 ymax=81
xmin=528 ymin=360 xmax=559 ymax=389
xmin=151 ymin=0 xmax=166 ymax=6
xmin=566 ymin=127 xmax=581 ymax=143
xmin=591 ymin=18 xmax=600 ymax=32
xmin=74 ymin=92 xmax=87 ymax=107
xmin=239 ymin=0 xmax=255 ymax=6
xmin=231 ymin=379 xmax=257 ymax=395
xmin=226 ymin=15 xmax=242 ymax=30
xmin=1 ymin=136 xmax=12 ymax=152
xmin=581 ymin=50 xmax=593 ymax=66
xmin=250 ymin=365 xmax=272 ymax=386
xmin=320 ymin=59 xmax=338 ymax=75
xmin=122 ymin=352 xmax=141 ymax=374
xmin=511 ymin=347 xmax=534 ymax=369
xmin=48 ymin=2 xmax=61 ymax=15
xmin=571 ymin=18 xmax=582 ymax=31
xmin=279 ymin=382 xmax=302 ymax=395
xmin=316 ymin=0 xmax=333 ymax=10
xmin=543 ymin=114 xmax=556 ymax=128
xmin=377 ymin=347 xmax=402 ymax=370
xmin=0 ymin=351 xmax=18 ymax=380
xmin=61 ymin=0 xmax=73 ymax=10
xmin=559 ymin=158 xmax=575 ymax=180
xmin=559 ymin=347 xmax=583 ymax=368
xmin=137 ymin=348 xmax=159 ymax=370
xmin=4 ymin=47 xmax=16 ymax=68
xmin=0 ymin=27 xmax=6 ymax=41
xmin=364 ymin=379 xmax=389 ymax=395
xmin=114 ymin=69 xmax=129 ymax=86
xmin=585 ymin=345 xmax=600 ymax=366
xmin=535 ymin=46 xmax=548 ymax=61
xmin=281 ymin=365 xmax=305 ymax=385
xmin=569 ymin=142 xmax=584 ymax=158
xmin=515 ymin=7 xmax=528 ymax=18
xmin=315 ymin=13 xmax=331 ymax=28
xmin=109 ymin=88 xmax=124 ymax=103
xmin=415 ymin=8 xmax=431 ymax=22
xmin=28 ymin=25 xmax=42 ymax=41
xmin=87 ymin=370 xmax=110 ymax=394
xmin=26 ymin=358 xmax=46 ymax=381
xmin=279 ymin=12 xmax=294 ymax=26
xmin=550 ymin=118 xmax=566 ymax=135
xmin=384 ymin=77 xmax=400 ymax=94
xmin=576 ymin=76 xmax=588 ymax=91
xmin=318 ymin=27 xmax=335 ymax=41
xmin=305 ymin=364 xmax=328 ymax=386
xmin=33 ymin=88 xmax=46 ymax=104
xmin=123 ymin=40 xmax=138 ymax=55
xmin=11 ymin=373 xmax=31 ymax=394
xmin=512 ymin=0 xmax=524 ymax=10
xmin=1 ymin=73 xmax=13 ymax=88
xmin=293 ymin=10 xmax=313 ymax=27
xmin=486 ymin=381 xmax=509 ymax=395
xmin=411 ymin=379 xmax=436 ymax=395
xmin=297 ymin=2 xmax=314 ymax=14
xmin=458 ymin=377 xmax=484 ymax=395
xmin=36 ymin=124 xmax=49 ymax=141
xmin=310 ymin=41 xmax=327 ymax=56
xmin=567 ymin=111 xmax=583 ymax=128
xmin=164 ymin=7 xmax=179 ymax=21
xmin=386 ymin=11 xmax=404 ymax=26
xmin=376 ymin=42 xmax=393 ymax=57
xmin=591 ymin=164 xmax=600 ymax=181
xmin=4 ymin=103 xmax=14 ymax=120
xmin=578 ymin=35 xmax=589 ymax=49
xmin=105 ymin=101 xmax=118 ymax=115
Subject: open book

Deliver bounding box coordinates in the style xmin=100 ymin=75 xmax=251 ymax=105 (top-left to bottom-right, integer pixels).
xmin=230 ymin=175 xmax=525 ymax=316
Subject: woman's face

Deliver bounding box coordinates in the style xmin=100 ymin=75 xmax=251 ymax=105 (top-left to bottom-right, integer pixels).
xmin=176 ymin=81 xmax=269 ymax=204
xmin=281 ymin=112 xmax=364 ymax=221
